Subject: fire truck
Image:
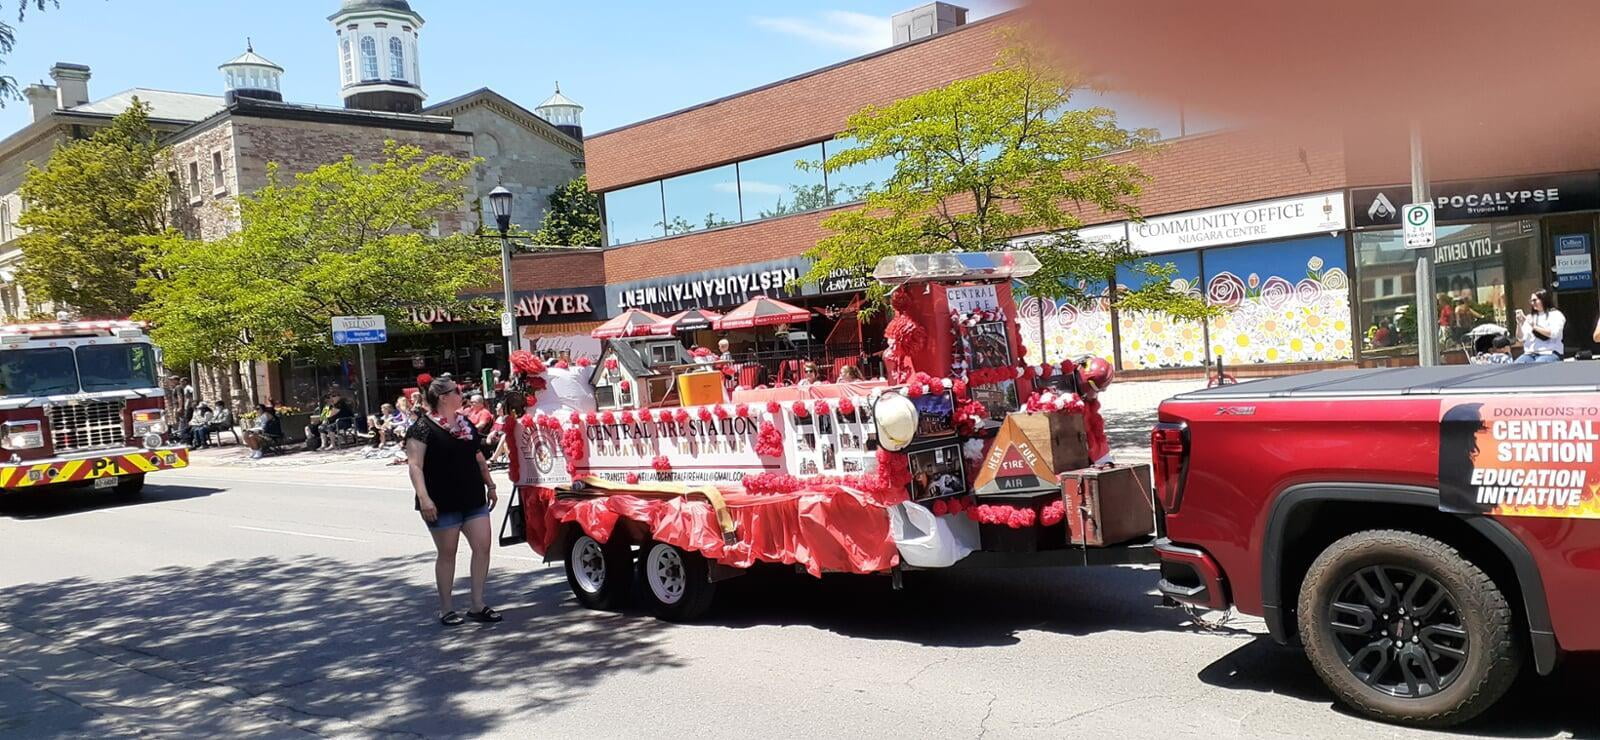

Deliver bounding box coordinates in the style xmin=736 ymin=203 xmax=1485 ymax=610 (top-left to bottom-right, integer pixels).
xmin=0 ymin=317 xmax=187 ymax=497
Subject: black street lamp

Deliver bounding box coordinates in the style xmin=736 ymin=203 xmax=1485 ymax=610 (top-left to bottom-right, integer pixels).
xmin=488 ymin=186 xmax=517 ymax=361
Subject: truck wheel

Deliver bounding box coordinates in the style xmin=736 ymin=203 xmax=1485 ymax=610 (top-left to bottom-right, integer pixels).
xmin=114 ymin=475 xmax=145 ymax=499
xmin=1297 ymin=529 xmax=1522 ymax=727
xmin=637 ymin=541 xmax=716 ymax=622
xmin=564 ymin=533 xmax=632 ymax=610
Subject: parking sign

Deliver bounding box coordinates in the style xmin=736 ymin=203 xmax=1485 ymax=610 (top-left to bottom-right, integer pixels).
xmin=1403 ymin=202 xmax=1435 ymax=249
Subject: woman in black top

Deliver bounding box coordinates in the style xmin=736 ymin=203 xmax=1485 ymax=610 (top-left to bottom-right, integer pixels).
xmin=406 ymin=377 xmax=502 ymax=626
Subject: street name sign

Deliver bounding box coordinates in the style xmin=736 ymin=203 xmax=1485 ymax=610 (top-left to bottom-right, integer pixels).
xmin=332 ymin=315 xmax=388 ymax=345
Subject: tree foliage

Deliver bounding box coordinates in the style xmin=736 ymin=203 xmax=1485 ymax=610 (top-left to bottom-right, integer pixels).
xmin=798 ymin=38 xmax=1214 ymax=320
xmin=530 ymin=174 xmax=601 ymax=247
xmin=16 ymin=100 xmax=175 ymax=317
xmin=139 ymin=142 xmax=497 ymax=367
xmin=757 ymin=182 xmax=873 ymax=219
xmin=0 ymin=1 xmax=58 ymax=103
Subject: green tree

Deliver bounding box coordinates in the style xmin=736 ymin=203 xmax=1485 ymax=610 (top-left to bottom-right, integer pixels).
xmin=16 ymin=100 xmax=175 ymax=316
xmin=0 ymin=1 xmax=59 ymax=103
xmin=757 ymin=182 xmax=873 ymax=219
xmin=797 ymin=40 xmax=1212 ymax=320
xmin=139 ymin=142 xmax=497 ymax=368
xmin=530 ymin=174 xmax=601 ymax=247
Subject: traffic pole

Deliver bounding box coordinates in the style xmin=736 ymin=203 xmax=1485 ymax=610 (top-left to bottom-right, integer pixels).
xmin=1411 ymin=120 xmax=1438 ymax=367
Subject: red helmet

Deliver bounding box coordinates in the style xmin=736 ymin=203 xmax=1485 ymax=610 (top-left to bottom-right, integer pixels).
xmin=1077 ymin=355 xmax=1115 ymax=393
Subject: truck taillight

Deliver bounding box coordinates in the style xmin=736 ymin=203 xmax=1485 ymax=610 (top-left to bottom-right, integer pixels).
xmin=1151 ymin=422 xmax=1189 ymax=514
xmin=3 ymin=419 xmax=43 ymax=450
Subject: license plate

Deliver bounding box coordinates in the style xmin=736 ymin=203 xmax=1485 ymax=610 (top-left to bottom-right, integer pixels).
xmin=93 ymin=476 xmax=117 ymax=490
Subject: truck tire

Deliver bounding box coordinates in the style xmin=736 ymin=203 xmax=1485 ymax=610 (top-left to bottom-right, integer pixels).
xmin=1297 ymin=529 xmax=1522 ymax=727
xmin=636 ymin=541 xmax=716 ymax=622
xmin=564 ymin=533 xmax=632 ymax=610
xmin=114 ymin=475 xmax=145 ymax=499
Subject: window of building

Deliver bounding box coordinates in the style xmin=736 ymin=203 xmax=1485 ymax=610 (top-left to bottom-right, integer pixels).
xmin=360 ymin=36 xmax=379 ymax=81
xmin=188 ymin=162 xmax=201 ymax=200
xmin=1204 ymin=234 xmax=1352 ymax=366
xmin=1116 ymin=252 xmax=1206 ymax=369
xmin=409 ymin=39 xmax=420 ymax=84
xmin=339 ymin=36 xmax=352 ymax=85
xmin=662 ymin=165 xmax=739 ymax=235
xmin=736 ymin=143 xmax=825 ymax=221
xmin=389 ymin=37 xmax=406 ymax=80
xmin=603 ymin=181 xmax=666 ymax=246
xmin=1 ymin=202 xmax=10 ymax=243
xmin=211 ymin=151 xmax=225 ymax=192
xmin=822 ymin=137 xmax=895 ymax=206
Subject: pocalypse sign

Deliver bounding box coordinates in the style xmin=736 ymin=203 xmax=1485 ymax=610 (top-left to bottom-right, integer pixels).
xmin=1439 ymin=399 xmax=1600 ymax=519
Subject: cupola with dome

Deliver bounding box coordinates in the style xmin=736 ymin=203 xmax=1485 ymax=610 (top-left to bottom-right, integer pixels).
xmin=219 ymin=40 xmax=284 ymax=103
xmin=535 ymin=82 xmax=584 ymax=140
xmin=329 ymin=0 xmax=425 ymax=114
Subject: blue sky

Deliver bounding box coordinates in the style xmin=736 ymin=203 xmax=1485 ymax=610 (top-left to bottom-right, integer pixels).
xmin=0 ymin=0 xmax=1015 ymax=136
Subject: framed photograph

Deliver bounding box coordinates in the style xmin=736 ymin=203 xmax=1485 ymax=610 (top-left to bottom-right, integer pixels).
xmin=817 ymin=413 xmax=835 ymax=436
xmin=907 ymin=443 xmax=968 ymax=501
xmin=970 ymin=380 xmax=1020 ymax=421
xmin=800 ymin=458 xmax=819 ymax=476
xmin=966 ymin=321 xmax=1012 ymax=370
xmin=801 ymin=432 xmax=816 ymax=451
xmin=822 ymin=443 xmax=836 ymax=471
xmin=842 ymin=456 xmax=862 ymax=473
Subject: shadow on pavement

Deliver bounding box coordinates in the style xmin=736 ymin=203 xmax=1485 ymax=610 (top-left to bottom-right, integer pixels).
xmin=695 ymin=563 xmax=1209 ymax=647
xmin=1198 ymin=636 xmax=1599 ymax=737
xmin=0 ymin=484 xmax=225 ymax=520
xmin=0 ymin=556 xmax=676 ymax=736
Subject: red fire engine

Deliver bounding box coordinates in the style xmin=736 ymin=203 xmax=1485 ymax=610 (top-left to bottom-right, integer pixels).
xmin=0 ymin=317 xmax=188 ymax=497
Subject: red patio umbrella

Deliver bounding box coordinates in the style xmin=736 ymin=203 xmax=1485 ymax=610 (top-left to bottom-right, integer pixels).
xmin=591 ymin=308 xmax=665 ymax=339
xmin=650 ymin=307 xmax=724 ymax=336
xmin=715 ymin=296 xmax=811 ymax=331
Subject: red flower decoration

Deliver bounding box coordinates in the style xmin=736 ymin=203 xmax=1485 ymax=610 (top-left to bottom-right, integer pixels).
xmin=907 ymin=384 xmax=924 ymax=398
xmin=813 ymin=399 xmax=831 ymax=416
xmin=603 ymin=357 xmax=617 ymax=370
xmin=600 ymin=410 xmax=616 ymax=425
xmin=620 ymin=379 xmax=632 ymax=392
xmin=742 ymin=471 xmax=803 ymax=495
xmin=674 ymin=408 xmax=690 ymax=424
xmin=1041 ymin=500 xmax=1066 ymax=527
xmin=791 ymin=400 xmax=810 ymax=418
xmin=585 ymin=412 xmax=600 ymax=425
xmin=714 ymin=405 xmax=730 ymax=419
xmin=657 ymin=409 xmax=674 ymax=423
xmin=931 ymin=499 xmax=949 ymax=516
xmin=509 ymin=350 xmax=545 ymax=377
xmin=554 ymin=360 xmax=569 ymax=370
xmin=697 ymin=406 xmax=713 ymax=422
xmin=625 ymin=473 xmax=640 ymax=485
xmin=652 ymin=455 xmax=672 ymax=472
xmin=766 ymin=400 xmax=781 ymax=415
xmin=560 ymin=427 xmax=586 ymax=467
xmin=519 ymin=415 xmax=535 ymax=428
xmin=578 ymin=356 xmax=594 ymax=367
xmin=620 ymin=410 xmax=636 ymax=424
xmin=735 ymin=403 xmax=751 ymax=418
xmin=837 ymin=398 xmax=855 ymax=416
xmin=567 ymin=412 xmax=581 ymax=425
xmin=754 ymin=421 xmax=784 ymax=457
xmin=417 ymin=373 xmax=433 ymax=388
xmin=527 ymin=377 xmax=548 ymax=392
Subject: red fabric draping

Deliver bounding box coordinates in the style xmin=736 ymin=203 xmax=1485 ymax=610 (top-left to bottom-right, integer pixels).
xmin=521 ymin=484 xmax=900 ymax=577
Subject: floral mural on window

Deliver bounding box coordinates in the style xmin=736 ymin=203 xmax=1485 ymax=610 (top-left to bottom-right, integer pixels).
xmin=1116 ymin=252 xmax=1206 ymax=369
xmin=1016 ymin=278 xmax=1114 ymax=366
xmin=1203 ymin=235 xmax=1352 ymax=365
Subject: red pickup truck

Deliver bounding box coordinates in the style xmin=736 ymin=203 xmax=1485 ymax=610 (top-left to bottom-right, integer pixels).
xmin=1152 ymin=363 xmax=1599 ymax=727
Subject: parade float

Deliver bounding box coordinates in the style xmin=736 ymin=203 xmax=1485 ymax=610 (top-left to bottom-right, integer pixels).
xmin=500 ymin=252 xmax=1161 ymax=620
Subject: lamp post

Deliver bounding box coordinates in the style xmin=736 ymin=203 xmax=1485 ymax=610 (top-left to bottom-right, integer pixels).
xmin=488 ymin=186 xmax=518 ymax=362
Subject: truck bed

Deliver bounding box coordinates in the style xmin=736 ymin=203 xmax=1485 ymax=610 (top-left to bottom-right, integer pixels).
xmin=1170 ymin=362 xmax=1600 ymax=400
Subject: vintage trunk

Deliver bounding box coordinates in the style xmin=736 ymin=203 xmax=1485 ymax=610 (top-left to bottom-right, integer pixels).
xmin=1060 ymin=464 xmax=1157 ymax=547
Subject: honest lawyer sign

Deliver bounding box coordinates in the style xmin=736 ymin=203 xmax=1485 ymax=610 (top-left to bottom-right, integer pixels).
xmin=1439 ymin=399 xmax=1600 ymax=519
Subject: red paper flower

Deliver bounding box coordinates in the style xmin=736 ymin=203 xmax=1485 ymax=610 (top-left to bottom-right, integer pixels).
xmin=1041 ymin=500 xmax=1066 ymax=527
xmin=509 ymin=350 xmax=545 ymax=377
xmin=584 ymin=412 xmax=599 ymax=425
xmin=674 ymin=408 xmax=690 ymax=424
xmin=931 ymin=499 xmax=949 ymax=516
xmin=657 ymin=409 xmax=673 ymax=423
xmin=714 ymin=405 xmax=730 ymax=419
xmin=652 ymin=455 xmax=672 ymax=472
xmin=560 ymin=427 xmax=586 ymax=467
xmin=742 ymin=471 xmax=803 ymax=495
xmin=417 ymin=373 xmax=433 ymax=388
xmin=567 ymin=412 xmax=581 ymax=425
xmin=620 ymin=379 xmax=632 ymax=393
xmin=697 ymin=406 xmax=713 ymax=422
xmin=519 ymin=415 xmax=535 ymax=428
xmin=735 ymin=403 xmax=751 ymax=418
xmin=554 ymin=360 xmax=569 ymax=370
xmin=837 ymin=397 xmax=855 ymax=416
xmin=527 ymin=377 xmax=548 ymax=392
xmin=601 ymin=410 xmax=616 ymax=425
xmin=754 ymin=421 xmax=784 ymax=457
xmin=813 ymin=399 xmax=831 ymax=416
xmin=791 ymin=400 xmax=810 ymax=418
xmin=907 ymin=384 xmax=923 ymax=398
xmin=620 ymin=410 xmax=636 ymax=424
xmin=625 ymin=472 xmax=640 ymax=485
xmin=578 ymin=356 xmax=594 ymax=368
xmin=766 ymin=400 xmax=781 ymax=415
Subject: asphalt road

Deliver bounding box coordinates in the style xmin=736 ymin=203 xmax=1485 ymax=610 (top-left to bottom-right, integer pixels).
xmin=0 ymin=457 xmax=1592 ymax=739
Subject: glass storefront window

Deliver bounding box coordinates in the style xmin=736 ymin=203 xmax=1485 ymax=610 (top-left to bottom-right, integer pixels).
xmin=1116 ymin=252 xmax=1206 ymax=369
xmin=662 ymin=165 xmax=739 ymax=235
xmin=737 ymin=144 xmax=825 ymax=220
xmin=603 ymin=181 xmax=665 ymax=246
xmin=823 ymin=137 xmax=895 ymax=206
xmin=1354 ymin=220 xmax=1540 ymax=364
xmin=1203 ymin=235 xmax=1353 ymax=365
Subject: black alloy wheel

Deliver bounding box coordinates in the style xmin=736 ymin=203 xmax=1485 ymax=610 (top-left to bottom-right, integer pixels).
xmin=1326 ymin=565 xmax=1468 ymax=699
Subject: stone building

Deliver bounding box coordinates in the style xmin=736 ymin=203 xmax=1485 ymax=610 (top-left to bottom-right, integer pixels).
xmin=0 ymin=0 xmax=588 ymax=409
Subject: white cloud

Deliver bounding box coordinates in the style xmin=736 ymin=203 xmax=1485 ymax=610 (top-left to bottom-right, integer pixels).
xmin=736 ymin=180 xmax=786 ymax=195
xmin=752 ymin=10 xmax=889 ymax=54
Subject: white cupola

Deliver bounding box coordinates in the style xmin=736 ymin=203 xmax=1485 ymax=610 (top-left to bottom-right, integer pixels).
xmin=329 ymin=0 xmax=424 ymax=114
xmin=535 ymin=82 xmax=584 ymax=140
xmin=219 ymin=40 xmax=285 ymax=103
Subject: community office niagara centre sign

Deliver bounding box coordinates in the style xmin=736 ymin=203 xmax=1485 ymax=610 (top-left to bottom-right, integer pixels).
xmin=1128 ymin=192 xmax=1348 ymax=254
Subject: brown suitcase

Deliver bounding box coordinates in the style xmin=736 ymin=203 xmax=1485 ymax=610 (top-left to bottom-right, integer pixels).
xmin=1060 ymin=464 xmax=1156 ymax=547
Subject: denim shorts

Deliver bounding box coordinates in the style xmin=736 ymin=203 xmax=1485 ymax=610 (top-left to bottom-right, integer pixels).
xmin=426 ymin=504 xmax=491 ymax=531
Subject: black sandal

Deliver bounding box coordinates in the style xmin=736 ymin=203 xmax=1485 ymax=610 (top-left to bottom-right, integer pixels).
xmin=465 ymin=606 xmax=502 ymax=623
xmin=439 ymin=610 xmax=465 ymax=627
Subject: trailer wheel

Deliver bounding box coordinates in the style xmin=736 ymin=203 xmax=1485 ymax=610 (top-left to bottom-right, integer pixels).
xmin=114 ymin=475 xmax=145 ymax=499
xmin=1297 ymin=529 xmax=1522 ymax=727
xmin=564 ymin=533 xmax=632 ymax=610
xmin=637 ymin=541 xmax=716 ymax=622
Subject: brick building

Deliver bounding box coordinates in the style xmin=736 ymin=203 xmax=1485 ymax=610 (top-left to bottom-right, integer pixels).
xmin=581 ymin=2 xmax=1600 ymax=375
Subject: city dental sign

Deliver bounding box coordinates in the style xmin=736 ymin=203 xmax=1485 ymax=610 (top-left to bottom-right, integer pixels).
xmin=1129 ymin=192 xmax=1347 ymax=254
